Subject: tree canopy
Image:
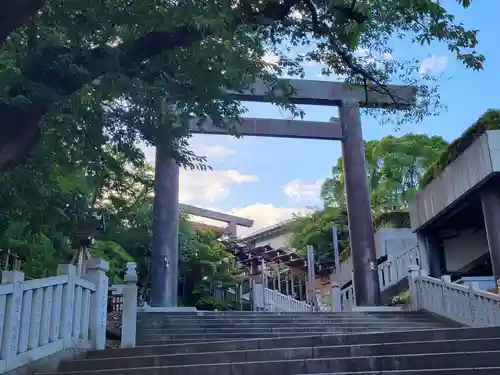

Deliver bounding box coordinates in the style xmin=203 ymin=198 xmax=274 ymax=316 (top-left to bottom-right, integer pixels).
xmin=421 ymin=109 xmax=500 ymax=187
xmin=321 ymin=133 xmax=448 ymax=212
xmin=0 ymin=0 xmax=484 ymax=171
xmin=0 ymin=133 xmax=242 ymax=309
xmin=290 ymin=133 xmax=448 ymax=265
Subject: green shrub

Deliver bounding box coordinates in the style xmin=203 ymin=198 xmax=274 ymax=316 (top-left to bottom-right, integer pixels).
xmin=420 ymin=110 xmax=500 ymax=187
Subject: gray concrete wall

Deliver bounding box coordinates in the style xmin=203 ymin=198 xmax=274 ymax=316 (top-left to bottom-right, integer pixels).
xmin=443 ymin=229 xmax=490 ymax=272
xmin=375 ymin=228 xmax=417 ymax=258
xmin=410 ymin=130 xmax=500 ymax=230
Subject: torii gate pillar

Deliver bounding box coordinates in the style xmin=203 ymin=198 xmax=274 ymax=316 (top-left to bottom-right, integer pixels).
xmin=151 ymin=145 xmax=180 ymax=307
xmin=339 ymin=100 xmax=380 ymax=306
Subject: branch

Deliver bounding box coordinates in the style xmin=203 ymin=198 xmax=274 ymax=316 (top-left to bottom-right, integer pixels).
xmin=0 ymin=0 xmax=48 ymax=47
xmin=303 ymin=1 xmax=407 ymax=107
xmin=0 ymin=0 xmax=374 ymax=169
xmin=0 ymin=0 xmax=303 ymax=169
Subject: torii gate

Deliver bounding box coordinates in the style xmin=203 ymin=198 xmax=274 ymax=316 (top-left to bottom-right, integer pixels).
xmin=180 ymin=203 xmax=254 ymax=238
xmin=151 ymin=78 xmax=415 ymax=308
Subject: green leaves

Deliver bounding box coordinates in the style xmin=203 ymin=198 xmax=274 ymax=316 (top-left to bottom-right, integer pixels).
xmin=321 ymin=134 xmax=448 ymax=213
xmin=0 ymin=0 xmax=487 ymax=169
xmin=421 ymin=109 xmax=500 ymax=187
xmin=291 ymin=133 xmax=448 ymax=264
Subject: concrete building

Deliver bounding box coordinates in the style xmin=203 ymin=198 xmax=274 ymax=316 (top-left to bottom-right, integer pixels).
xmin=409 ymin=130 xmax=500 ymax=291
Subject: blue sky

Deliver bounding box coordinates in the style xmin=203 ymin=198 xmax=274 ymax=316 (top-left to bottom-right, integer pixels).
xmin=144 ymin=1 xmax=500 ymax=235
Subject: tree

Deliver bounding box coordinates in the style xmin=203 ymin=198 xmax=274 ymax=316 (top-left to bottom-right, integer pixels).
xmin=291 ymin=133 xmax=447 ymax=266
xmin=288 ymin=207 xmax=350 ymax=266
xmin=0 ymin=0 xmax=484 ymax=170
xmin=0 ymin=126 xmax=243 ymax=308
xmin=321 ymin=134 xmax=448 ymax=213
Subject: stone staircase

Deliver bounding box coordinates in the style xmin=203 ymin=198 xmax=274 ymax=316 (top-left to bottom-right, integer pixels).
xmin=42 ymin=311 xmax=500 ymax=374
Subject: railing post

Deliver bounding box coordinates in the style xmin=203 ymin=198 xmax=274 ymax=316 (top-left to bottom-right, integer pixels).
xmin=1 ymin=271 xmax=24 ymax=371
xmin=84 ymin=259 xmax=109 ymax=350
xmin=261 ymin=258 xmax=266 ymax=311
xmin=57 ymin=264 xmax=76 ymax=348
xmin=407 ymin=265 xmax=421 ymax=311
xmin=466 ymin=284 xmax=476 ymax=325
xmin=388 ymin=256 xmax=397 ymax=285
xmin=350 ymin=270 xmax=357 ymax=309
xmin=121 ymin=262 xmax=138 ymax=348
xmin=440 ymin=275 xmax=451 ymax=314
xmin=330 ymin=278 xmax=341 ymax=312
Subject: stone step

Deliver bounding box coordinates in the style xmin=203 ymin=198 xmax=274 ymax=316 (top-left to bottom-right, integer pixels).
xmin=138 ymin=327 xmax=449 ymax=336
xmin=137 ymin=311 xmax=427 ymax=318
xmin=59 ymin=338 xmax=500 ymax=372
xmin=138 ymin=323 xmax=452 ymax=333
xmin=138 ymin=319 xmax=450 ymax=327
xmin=137 ymin=326 xmax=450 ymax=342
xmin=88 ymin=327 xmax=500 ymax=359
xmin=139 ymin=311 xmax=424 ymax=315
xmin=138 ymin=318 xmax=455 ymax=328
xmin=137 ymin=327 xmax=454 ymax=344
xmin=45 ymin=350 xmax=500 ymax=374
xmin=304 ymin=370 xmax=500 ymax=375
xmin=136 ymin=312 xmax=429 ymax=321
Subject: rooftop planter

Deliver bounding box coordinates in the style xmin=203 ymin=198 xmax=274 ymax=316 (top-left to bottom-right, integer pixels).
xmin=421 ymin=109 xmax=500 ymax=187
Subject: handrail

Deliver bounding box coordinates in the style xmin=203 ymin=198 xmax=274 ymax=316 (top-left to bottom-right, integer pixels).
xmin=263 ymin=287 xmax=312 ymax=312
xmin=340 ymin=284 xmax=355 ymax=311
xmin=413 ymin=274 xmax=500 ymax=326
xmin=0 ymin=264 xmax=105 ymax=374
xmin=378 ymin=243 xmax=420 ymax=291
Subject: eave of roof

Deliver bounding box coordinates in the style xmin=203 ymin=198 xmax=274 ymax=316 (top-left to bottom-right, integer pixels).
xmin=240 ymin=219 xmax=294 ymax=242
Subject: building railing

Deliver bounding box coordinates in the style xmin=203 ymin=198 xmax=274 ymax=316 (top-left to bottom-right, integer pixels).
xmin=378 ymin=243 xmax=421 ymax=291
xmin=263 ymin=287 xmax=312 ymax=312
xmin=409 ymin=266 xmax=500 ymax=326
xmin=0 ymin=260 xmax=109 ymax=373
xmin=340 ymin=284 xmax=355 ymax=311
xmin=251 ymin=282 xmax=312 ymax=312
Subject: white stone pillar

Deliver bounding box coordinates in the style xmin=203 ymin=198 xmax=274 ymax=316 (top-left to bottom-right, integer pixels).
xmin=84 ymin=259 xmax=109 ymax=350
xmin=298 ymin=276 xmax=303 ymax=301
xmin=441 ymin=275 xmax=451 ymax=283
xmin=330 ymin=279 xmax=342 ymax=312
xmin=57 ymin=264 xmax=76 ymax=348
xmin=1 ymin=270 xmax=24 ymax=371
xmin=121 ymin=262 xmax=138 ymax=348
xmin=416 ymin=231 xmax=430 ymax=276
xmin=277 ymin=265 xmax=281 ymax=293
xmin=408 ymin=264 xmax=421 ymax=311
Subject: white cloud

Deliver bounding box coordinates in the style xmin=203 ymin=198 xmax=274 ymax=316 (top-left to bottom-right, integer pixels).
xmin=180 ymin=169 xmax=258 ymax=203
xmin=382 ymin=52 xmax=393 ymax=60
xmin=190 ymin=203 xmax=312 ymax=237
xmin=290 ymin=9 xmax=304 ymax=20
xmin=232 ymin=204 xmax=311 ymax=237
xmin=141 ymin=142 xmax=235 ymax=165
xmin=354 ymin=47 xmax=377 ymax=65
xmin=419 ymin=55 xmax=447 ymax=75
xmin=196 ymin=145 xmax=235 ymax=158
xmin=262 ymin=52 xmax=279 ymax=66
xmin=283 ymin=179 xmax=324 ymax=203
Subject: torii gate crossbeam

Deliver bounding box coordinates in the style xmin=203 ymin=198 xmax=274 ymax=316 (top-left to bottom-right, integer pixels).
xmin=150 ymin=78 xmax=416 ymax=308
xmin=180 ymin=203 xmax=253 ymax=238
